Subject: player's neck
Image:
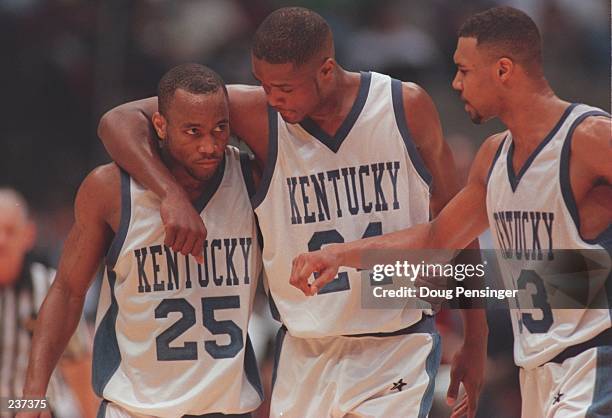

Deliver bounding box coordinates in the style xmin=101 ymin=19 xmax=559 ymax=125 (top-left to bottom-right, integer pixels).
xmin=161 ymin=150 xmax=212 ymax=202
xmin=500 ymin=89 xmax=570 ymax=149
xmin=307 ymin=68 xmax=361 ymax=131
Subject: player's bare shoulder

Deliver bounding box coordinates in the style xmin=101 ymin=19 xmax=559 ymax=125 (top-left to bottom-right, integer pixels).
xmin=569 ymin=115 xmax=612 ymax=179
xmin=400 ymin=82 xmax=443 ymax=149
xmin=469 ymin=131 xmax=509 ymax=184
xmin=227 ymin=84 xmax=269 ymax=164
xmin=76 ymin=163 xmax=122 ymax=231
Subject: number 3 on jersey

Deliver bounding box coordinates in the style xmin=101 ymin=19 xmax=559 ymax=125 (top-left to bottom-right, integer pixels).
xmin=308 ymin=222 xmax=383 ymax=294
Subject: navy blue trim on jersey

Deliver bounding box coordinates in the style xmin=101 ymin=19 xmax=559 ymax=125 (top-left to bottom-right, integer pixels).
xmin=268 ymin=293 xmax=281 ymax=322
xmin=194 ymin=155 xmax=226 ymax=213
xmin=105 ymin=169 xmax=131 ymax=269
xmin=271 ymin=326 xmax=287 ymax=393
xmin=347 ymin=314 xmax=435 ymax=337
xmin=506 ymin=103 xmax=578 ymax=192
xmin=96 ymin=400 xmax=108 ymax=418
xmin=549 ymin=328 xmax=612 ymax=364
xmin=299 ymin=71 xmax=372 ymax=153
xmin=559 ymin=110 xmax=611 ymax=244
xmin=239 ymin=151 xmax=256 ymax=198
xmin=418 ymin=332 xmax=442 ymax=418
xmin=92 ymin=269 xmax=121 ymax=397
xmin=486 ymin=134 xmax=507 ymax=186
xmin=244 ymin=335 xmax=264 ymax=401
xmin=390 ymin=78 xmax=433 ymax=187
xmin=251 ymin=107 xmax=278 ymax=209
xmin=586 ymin=346 xmax=612 ymax=418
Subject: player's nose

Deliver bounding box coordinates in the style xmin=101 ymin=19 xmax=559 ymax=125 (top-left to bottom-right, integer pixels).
xmin=197 ymin=136 xmax=217 ymax=154
xmin=266 ymin=90 xmax=285 ymax=108
xmin=451 ymin=72 xmax=462 ymax=91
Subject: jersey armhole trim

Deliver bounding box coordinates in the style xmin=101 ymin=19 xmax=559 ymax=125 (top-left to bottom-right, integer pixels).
xmin=486 ymin=135 xmax=507 ymax=187
xmin=105 ymin=169 xmax=132 ymax=269
xmin=391 ymin=78 xmax=433 ymax=187
xmin=559 ymin=110 xmax=611 ymax=246
xmin=251 ymin=106 xmax=278 ymax=209
xmin=239 ymin=151 xmax=256 ymax=198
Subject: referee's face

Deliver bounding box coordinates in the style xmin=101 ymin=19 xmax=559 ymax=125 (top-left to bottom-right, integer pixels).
xmin=0 ymin=200 xmax=35 ymax=286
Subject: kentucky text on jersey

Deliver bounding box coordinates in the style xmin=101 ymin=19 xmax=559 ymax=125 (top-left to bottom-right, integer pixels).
xmin=286 ymin=161 xmax=401 ymax=225
xmin=492 ymin=211 xmax=554 ymax=261
xmin=133 ymin=237 xmax=253 ymax=293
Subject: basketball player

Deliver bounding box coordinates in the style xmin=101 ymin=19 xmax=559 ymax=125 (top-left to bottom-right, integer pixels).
xmin=20 ymin=64 xmax=263 ymax=418
xmin=289 ymin=7 xmax=611 ymax=418
xmin=97 ymin=7 xmax=487 ymax=417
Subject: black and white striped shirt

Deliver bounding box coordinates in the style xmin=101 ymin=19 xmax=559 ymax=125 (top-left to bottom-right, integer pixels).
xmin=0 ymin=258 xmax=82 ymax=418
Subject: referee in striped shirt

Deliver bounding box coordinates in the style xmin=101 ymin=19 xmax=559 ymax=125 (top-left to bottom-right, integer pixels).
xmin=0 ymin=189 xmax=96 ymax=418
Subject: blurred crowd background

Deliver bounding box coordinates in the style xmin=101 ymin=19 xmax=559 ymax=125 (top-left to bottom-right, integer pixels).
xmin=1 ymin=0 xmax=609 ymax=417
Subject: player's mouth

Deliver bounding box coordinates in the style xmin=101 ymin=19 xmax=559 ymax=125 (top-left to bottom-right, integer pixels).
xmin=194 ymin=159 xmax=221 ymax=167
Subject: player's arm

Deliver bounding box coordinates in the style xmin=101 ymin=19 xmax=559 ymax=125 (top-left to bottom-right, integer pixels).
xmin=97 ymin=85 xmax=268 ymax=261
xmin=571 ymin=116 xmax=612 ymax=237
xmin=574 ymin=116 xmax=612 ymax=184
xmin=20 ymin=166 xmax=116 ymax=409
xmin=399 ymin=83 xmax=486 ymax=418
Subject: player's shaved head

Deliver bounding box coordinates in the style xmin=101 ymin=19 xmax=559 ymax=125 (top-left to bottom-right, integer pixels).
xmin=252 ymin=7 xmax=333 ymax=67
xmin=458 ymin=6 xmax=543 ymax=77
xmin=158 ymin=63 xmax=227 ymax=115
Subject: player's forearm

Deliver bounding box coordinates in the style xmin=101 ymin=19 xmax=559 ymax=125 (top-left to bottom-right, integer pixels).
xmin=460 ymin=308 xmax=489 ymax=345
xmin=22 ymin=283 xmax=86 ymax=396
xmin=332 ymin=222 xmax=442 ymax=269
xmin=98 ymin=103 xmax=180 ymax=200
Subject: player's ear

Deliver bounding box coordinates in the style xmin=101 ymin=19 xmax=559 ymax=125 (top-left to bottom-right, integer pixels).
xmin=152 ymin=112 xmax=167 ymax=141
xmin=496 ymin=57 xmax=514 ymax=83
xmin=319 ymin=57 xmax=335 ymax=80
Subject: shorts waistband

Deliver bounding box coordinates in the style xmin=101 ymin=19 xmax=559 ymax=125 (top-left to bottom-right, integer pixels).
xmin=345 ymin=314 xmax=436 ymax=338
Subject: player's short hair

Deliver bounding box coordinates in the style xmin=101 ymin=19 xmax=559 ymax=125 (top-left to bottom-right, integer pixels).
xmin=252 ymin=7 xmax=332 ymax=66
xmin=157 ymin=63 xmax=227 ymax=115
xmin=0 ymin=188 xmax=30 ymax=219
xmin=459 ymin=6 xmax=543 ymax=74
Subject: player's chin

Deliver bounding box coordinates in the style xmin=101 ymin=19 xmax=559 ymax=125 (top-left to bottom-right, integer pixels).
xmin=279 ymin=111 xmax=304 ymax=124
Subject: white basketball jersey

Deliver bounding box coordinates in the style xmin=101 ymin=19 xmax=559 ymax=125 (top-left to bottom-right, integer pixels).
xmin=486 ymin=103 xmax=611 ymax=369
xmin=92 ymin=146 xmax=262 ymax=417
xmin=253 ymin=71 xmax=432 ymax=338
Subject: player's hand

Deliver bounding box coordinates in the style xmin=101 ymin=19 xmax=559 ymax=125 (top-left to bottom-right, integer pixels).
xmin=447 ymin=342 xmax=486 ymax=418
xmin=290 ymin=247 xmax=342 ymax=296
xmin=160 ymin=189 xmax=206 ymax=263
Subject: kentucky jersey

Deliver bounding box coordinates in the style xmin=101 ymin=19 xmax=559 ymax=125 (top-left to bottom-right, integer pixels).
xmin=486 ymin=103 xmax=611 ymax=369
xmin=92 ymin=146 xmax=262 ymax=417
xmin=253 ymin=71 xmax=432 ymax=338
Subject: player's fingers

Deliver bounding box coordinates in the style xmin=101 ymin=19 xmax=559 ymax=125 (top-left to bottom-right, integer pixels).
xmin=180 ymin=232 xmax=197 ymax=259
xmin=191 ymin=235 xmax=205 ymax=264
xmin=446 ymin=372 xmax=461 ymax=405
xmin=467 ymin=385 xmax=480 ymax=418
xmin=450 ymin=395 xmax=468 ymax=418
xmin=173 ymin=229 xmax=188 ymax=255
xmin=290 ymin=256 xmax=311 ymax=295
xmin=311 ymin=267 xmax=337 ymax=295
xmin=164 ymin=224 xmax=178 ymax=248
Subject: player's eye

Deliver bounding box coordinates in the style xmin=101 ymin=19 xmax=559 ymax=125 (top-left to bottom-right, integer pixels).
xmin=213 ymin=124 xmax=228 ymax=133
xmin=279 ymin=87 xmax=293 ymax=93
xmin=186 ymin=128 xmax=200 ymax=135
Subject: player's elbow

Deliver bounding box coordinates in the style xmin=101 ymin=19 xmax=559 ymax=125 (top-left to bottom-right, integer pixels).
xmin=97 ymin=103 xmax=147 ymax=144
